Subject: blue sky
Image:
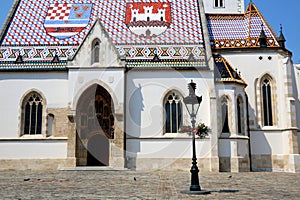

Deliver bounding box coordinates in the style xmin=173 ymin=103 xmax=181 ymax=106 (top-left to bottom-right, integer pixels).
xmin=0 ymin=0 xmax=299 ymax=63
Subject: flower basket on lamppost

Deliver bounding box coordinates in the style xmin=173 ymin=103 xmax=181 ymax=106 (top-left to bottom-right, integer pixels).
xmin=195 ymin=123 xmax=210 ymax=139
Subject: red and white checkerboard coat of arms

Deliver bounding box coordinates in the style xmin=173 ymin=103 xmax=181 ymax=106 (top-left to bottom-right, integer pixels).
xmin=44 ymin=3 xmax=92 ymax=39
xmin=125 ymin=2 xmax=171 ymax=38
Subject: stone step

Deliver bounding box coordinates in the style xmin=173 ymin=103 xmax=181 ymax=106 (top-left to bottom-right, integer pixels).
xmin=60 ymin=166 xmax=130 ymax=171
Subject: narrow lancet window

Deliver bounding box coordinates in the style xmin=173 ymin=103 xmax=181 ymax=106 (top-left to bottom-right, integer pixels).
xmin=237 ymin=97 xmax=244 ymax=134
xmin=92 ymin=39 xmax=100 ymax=64
xmin=262 ymin=78 xmax=273 ymax=126
xmin=221 ymin=97 xmax=229 ymax=133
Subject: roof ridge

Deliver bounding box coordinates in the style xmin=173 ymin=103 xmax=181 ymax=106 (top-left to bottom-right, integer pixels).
xmin=245 ymin=2 xmax=278 ymax=42
xmin=245 ymin=3 xmax=254 ymax=40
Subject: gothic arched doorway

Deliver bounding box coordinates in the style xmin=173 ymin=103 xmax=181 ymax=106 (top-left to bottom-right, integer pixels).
xmin=75 ymin=84 xmax=114 ymax=166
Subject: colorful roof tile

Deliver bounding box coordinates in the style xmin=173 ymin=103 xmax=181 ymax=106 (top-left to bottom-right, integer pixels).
xmin=207 ymin=3 xmax=280 ymax=49
xmin=0 ymin=0 xmax=206 ymax=63
xmin=0 ymin=1 xmax=282 ymax=66
xmin=0 ymin=0 xmax=204 ymax=45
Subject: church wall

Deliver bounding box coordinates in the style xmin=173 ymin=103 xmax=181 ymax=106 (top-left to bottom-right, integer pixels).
xmin=125 ymin=70 xmax=215 ymax=170
xmin=0 ymin=72 xmax=68 ymax=138
xmin=126 ymin=139 xmax=211 ymax=159
xmin=222 ymin=52 xmax=300 ymax=172
xmin=0 ymin=72 xmax=70 ymax=170
xmin=222 ymin=52 xmax=289 ymax=129
xmin=215 ymin=83 xmax=250 ymax=172
xmin=236 ymin=52 xmax=297 ymax=131
xmin=126 ymin=138 xmax=211 ymax=171
xmin=0 ymin=139 xmax=67 ymax=159
xmin=294 ymin=64 xmax=300 ymax=154
xmin=299 ymin=131 xmax=300 ymax=155
xmin=218 ymin=139 xmax=248 ymax=157
xmin=294 ymin=65 xmax=300 ymax=128
xmin=250 ymin=131 xmax=283 ymax=155
xmin=68 ymin=68 xmax=125 ymax=112
xmin=126 ymin=70 xmax=212 ymax=138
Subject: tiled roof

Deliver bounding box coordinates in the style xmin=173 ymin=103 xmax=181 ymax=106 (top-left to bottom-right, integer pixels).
xmin=0 ymin=1 xmax=282 ymax=66
xmin=207 ymin=3 xmax=280 ymax=49
xmin=214 ymin=54 xmax=246 ymax=85
xmin=1 ymin=0 xmax=203 ymax=45
xmin=0 ymin=0 xmax=206 ymax=63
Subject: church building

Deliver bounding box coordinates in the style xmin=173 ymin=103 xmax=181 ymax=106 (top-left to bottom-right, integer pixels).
xmin=0 ymin=0 xmax=299 ymax=172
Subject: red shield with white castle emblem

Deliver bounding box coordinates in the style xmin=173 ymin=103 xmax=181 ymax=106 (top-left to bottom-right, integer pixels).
xmin=125 ymin=2 xmax=171 ymax=38
xmin=44 ymin=3 xmax=92 ymax=40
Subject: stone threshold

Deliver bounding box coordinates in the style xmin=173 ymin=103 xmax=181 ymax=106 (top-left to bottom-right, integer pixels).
xmin=60 ymin=166 xmax=129 ymax=171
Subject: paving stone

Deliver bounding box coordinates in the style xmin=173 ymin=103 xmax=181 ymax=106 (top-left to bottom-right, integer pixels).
xmin=0 ymin=170 xmax=299 ymax=199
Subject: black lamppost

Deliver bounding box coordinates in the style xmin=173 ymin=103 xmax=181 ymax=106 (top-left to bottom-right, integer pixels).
xmin=183 ymin=80 xmax=202 ymax=191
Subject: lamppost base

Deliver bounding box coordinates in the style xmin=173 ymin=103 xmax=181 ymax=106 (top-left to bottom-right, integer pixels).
xmin=181 ymin=190 xmax=211 ymax=195
xmin=190 ymin=185 xmax=201 ymax=191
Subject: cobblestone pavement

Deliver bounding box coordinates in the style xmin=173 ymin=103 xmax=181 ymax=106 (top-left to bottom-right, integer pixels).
xmin=0 ymin=169 xmax=299 ymax=199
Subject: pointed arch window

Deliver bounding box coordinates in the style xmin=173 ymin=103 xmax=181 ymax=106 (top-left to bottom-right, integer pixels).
xmin=92 ymin=39 xmax=100 ymax=64
xmin=165 ymin=92 xmax=183 ymax=133
xmin=214 ymin=0 xmax=224 ymax=8
xmin=23 ymin=92 xmax=43 ymax=135
xmin=261 ymin=78 xmax=273 ymax=126
xmin=221 ymin=97 xmax=229 ymax=133
xmin=237 ymin=97 xmax=244 ymax=135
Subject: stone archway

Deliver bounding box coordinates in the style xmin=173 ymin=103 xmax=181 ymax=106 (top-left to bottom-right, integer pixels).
xmin=75 ymin=84 xmax=115 ymax=166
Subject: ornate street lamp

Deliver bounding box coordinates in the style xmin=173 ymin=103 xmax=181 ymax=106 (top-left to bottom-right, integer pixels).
xmin=183 ymin=80 xmax=202 ymax=191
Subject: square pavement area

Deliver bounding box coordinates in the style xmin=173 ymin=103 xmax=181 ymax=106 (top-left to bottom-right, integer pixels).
xmin=0 ymin=169 xmax=299 ymax=199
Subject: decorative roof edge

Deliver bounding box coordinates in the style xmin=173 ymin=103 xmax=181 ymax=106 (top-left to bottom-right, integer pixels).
xmin=0 ymin=68 xmax=67 ymax=72
xmin=0 ymin=46 xmax=78 ymax=62
xmin=215 ymin=78 xmax=246 ymax=85
xmin=0 ymin=0 xmax=21 ymax=44
xmin=125 ymin=60 xmax=207 ymax=68
xmin=126 ymin=66 xmax=210 ymax=72
xmin=212 ymin=37 xmax=278 ymax=49
xmin=213 ymin=45 xmax=293 ymax=57
xmin=0 ymin=65 xmax=67 ymax=72
xmin=0 ymin=60 xmax=67 ymax=72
